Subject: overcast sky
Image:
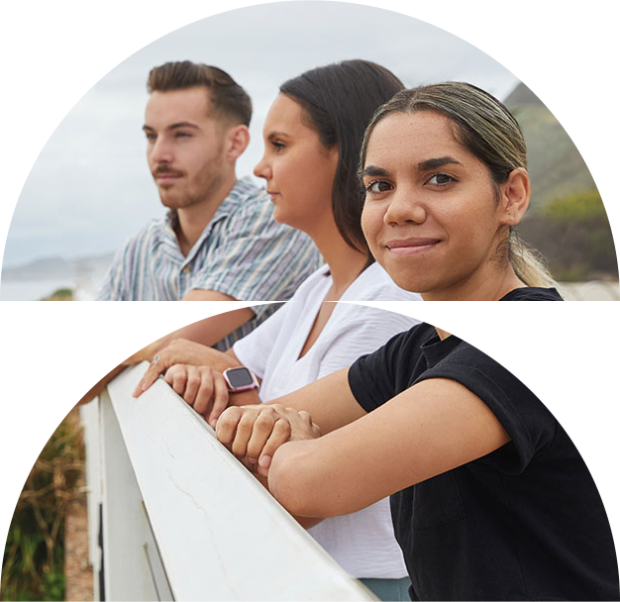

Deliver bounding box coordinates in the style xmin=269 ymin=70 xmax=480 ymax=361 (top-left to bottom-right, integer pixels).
xmin=3 ymin=1 xmax=518 ymax=267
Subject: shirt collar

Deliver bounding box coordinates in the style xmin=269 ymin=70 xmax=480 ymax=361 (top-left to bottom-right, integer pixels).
xmin=162 ymin=176 xmax=260 ymax=266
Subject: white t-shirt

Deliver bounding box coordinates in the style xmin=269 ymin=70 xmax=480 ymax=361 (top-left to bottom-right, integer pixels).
xmin=234 ymin=262 xmax=421 ymax=578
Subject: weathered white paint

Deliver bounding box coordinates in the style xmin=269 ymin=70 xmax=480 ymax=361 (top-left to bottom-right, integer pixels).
xmin=80 ymin=398 xmax=102 ymax=601
xmin=85 ymin=363 xmax=375 ymax=601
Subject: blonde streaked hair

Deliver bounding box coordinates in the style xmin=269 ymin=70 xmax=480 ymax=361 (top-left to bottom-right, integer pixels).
xmin=360 ymin=82 xmax=557 ymax=288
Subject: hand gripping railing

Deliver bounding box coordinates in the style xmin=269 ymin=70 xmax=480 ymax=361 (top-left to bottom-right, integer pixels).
xmin=80 ymin=363 xmax=375 ymax=601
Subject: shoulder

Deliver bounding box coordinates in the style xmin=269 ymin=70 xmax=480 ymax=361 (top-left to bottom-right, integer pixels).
xmin=287 ymin=264 xmax=331 ymax=299
xmin=221 ymin=178 xmax=309 ymax=240
xmin=347 ymin=322 xmax=434 ymax=410
xmin=110 ymin=218 xmax=169 ymax=261
xmin=225 ymin=178 xmax=273 ymax=220
xmin=418 ymin=337 xmax=556 ymax=469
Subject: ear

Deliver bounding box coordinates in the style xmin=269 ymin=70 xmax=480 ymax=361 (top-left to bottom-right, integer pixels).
xmin=498 ymin=167 xmax=530 ymax=226
xmin=224 ymin=125 xmax=250 ymax=162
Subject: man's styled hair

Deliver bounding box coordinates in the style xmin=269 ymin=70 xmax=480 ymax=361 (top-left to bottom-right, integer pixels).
xmin=147 ymin=61 xmax=252 ymax=127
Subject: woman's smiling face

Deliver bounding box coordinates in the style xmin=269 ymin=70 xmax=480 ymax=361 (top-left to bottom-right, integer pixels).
xmin=361 ymin=110 xmax=522 ymax=300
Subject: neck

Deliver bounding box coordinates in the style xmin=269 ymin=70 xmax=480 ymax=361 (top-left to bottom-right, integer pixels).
xmin=435 ymin=328 xmax=452 ymax=340
xmin=422 ymin=263 xmax=525 ymax=302
xmin=310 ymin=217 xmax=368 ymax=299
xmin=175 ymin=172 xmax=237 ymax=256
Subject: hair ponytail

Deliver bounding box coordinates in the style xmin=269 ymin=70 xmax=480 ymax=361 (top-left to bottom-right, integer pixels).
xmin=508 ymin=230 xmax=558 ymax=288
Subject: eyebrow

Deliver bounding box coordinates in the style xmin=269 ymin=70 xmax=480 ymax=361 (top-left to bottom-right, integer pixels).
xmin=417 ymin=156 xmax=462 ymax=171
xmin=361 ymin=165 xmax=390 ymax=178
xmin=267 ymin=131 xmax=290 ymax=141
xmin=142 ymin=122 xmax=200 ymax=132
xmin=362 ymin=156 xmax=463 ymax=178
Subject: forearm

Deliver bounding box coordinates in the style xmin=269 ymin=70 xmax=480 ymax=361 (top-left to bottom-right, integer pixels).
xmin=266 ymin=368 xmax=365 ymax=435
xmin=123 ymin=325 xmax=208 ymax=365
xmin=251 ymin=468 xmax=322 ymax=529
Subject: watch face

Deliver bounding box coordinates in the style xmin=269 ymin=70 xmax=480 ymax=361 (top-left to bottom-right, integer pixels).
xmin=227 ymin=367 xmax=254 ymax=388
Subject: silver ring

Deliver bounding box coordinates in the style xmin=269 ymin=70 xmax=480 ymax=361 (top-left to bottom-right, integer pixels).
xmin=152 ymin=355 xmax=161 ymax=364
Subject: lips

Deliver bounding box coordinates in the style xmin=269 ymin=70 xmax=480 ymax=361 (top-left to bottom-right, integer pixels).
xmin=385 ymin=237 xmax=441 ymax=255
xmin=387 ymin=237 xmax=439 ymax=248
xmin=154 ymin=170 xmax=183 ymax=185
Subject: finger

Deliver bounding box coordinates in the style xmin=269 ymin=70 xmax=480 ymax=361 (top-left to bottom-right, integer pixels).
xmin=194 ymin=369 xmax=215 ymax=416
xmin=169 ymin=367 xmax=188 ymax=397
xmin=133 ymin=353 xmax=169 ymax=397
xmin=216 ymin=407 xmax=242 ymax=448
xmin=231 ymin=411 xmax=263 ymax=459
xmin=207 ymin=374 xmax=230 ymax=428
xmin=258 ymin=419 xmax=292 ymax=477
xmin=163 ymin=364 xmax=180 ymax=386
xmin=182 ymin=368 xmax=201 ymax=408
xmin=246 ymin=412 xmax=278 ymax=461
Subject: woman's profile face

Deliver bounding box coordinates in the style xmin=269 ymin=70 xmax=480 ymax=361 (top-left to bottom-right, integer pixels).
xmin=254 ymin=94 xmax=337 ymax=234
xmin=360 ymin=110 xmax=515 ymax=299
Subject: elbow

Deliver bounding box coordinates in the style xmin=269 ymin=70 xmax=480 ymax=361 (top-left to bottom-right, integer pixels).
xmin=268 ymin=441 xmax=332 ymax=518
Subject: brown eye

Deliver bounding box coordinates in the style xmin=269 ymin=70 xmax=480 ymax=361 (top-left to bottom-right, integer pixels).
xmin=366 ymin=180 xmax=393 ymax=194
xmin=428 ymin=173 xmax=455 ymax=185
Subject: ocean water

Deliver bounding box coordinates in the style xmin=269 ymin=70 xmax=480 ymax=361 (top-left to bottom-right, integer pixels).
xmin=1 ymin=279 xmax=617 ymax=301
xmin=0 ymin=280 xmax=96 ymax=301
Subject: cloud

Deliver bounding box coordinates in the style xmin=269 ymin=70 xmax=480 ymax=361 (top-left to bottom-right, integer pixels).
xmin=3 ymin=2 xmax=517 ymax=266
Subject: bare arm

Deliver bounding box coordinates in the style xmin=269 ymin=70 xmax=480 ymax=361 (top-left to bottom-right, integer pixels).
xmin=266 ymin=368 xmax=367 ymax=435
xmin=216 ymin=368 xmax=366 ymax=470
xmin=268 ymin=378 xmax=509 ymax=519
xmin=131 ymin=312 xmax=250 ymax=362
xmin=77 ymin=291 xmax=252 ymax=406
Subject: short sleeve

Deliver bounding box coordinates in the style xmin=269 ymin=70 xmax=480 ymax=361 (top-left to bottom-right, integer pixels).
xmin=97 ymin=232 xmax=139 ymax=301
xmin=416 ymin=342 xmax=558 ymax=473
xmin=97 ymin=253 xmax=123 ymax=301
xmin=232 ymin=301 xmax=290 ymax=378
xmin=348 ymin=330 xmax=411 ymax=413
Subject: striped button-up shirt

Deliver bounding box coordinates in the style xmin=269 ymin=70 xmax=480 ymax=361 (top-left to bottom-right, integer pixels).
xmin=97 ymin=177 xmax=320 ymax=348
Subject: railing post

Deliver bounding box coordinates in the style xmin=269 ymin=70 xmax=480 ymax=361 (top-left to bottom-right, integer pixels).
xmin=103 ymin=388 xmax=174 ymax=600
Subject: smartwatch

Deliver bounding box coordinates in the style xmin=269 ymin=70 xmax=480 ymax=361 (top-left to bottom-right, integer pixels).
xmin=222 ymin=367 xmax=260 ymax=393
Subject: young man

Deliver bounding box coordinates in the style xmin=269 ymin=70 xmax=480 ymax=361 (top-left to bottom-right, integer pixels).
xmin=97 ymin=61 xmax=319 ymax=351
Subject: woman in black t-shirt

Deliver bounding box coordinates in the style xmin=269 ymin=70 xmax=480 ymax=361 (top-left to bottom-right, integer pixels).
xmin=357 ymin=82 xmax=560 ymax=302
xmin=218 ymin=319 xmax=620 ymax=601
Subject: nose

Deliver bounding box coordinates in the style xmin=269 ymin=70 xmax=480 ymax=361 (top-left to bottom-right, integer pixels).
xmin=383 ymin=188 xmax=426 ymax=226
xmin=149 ymin=136 xmax=174 ymax=165
xmin=253 ymin=153 xmax=271 ymax=180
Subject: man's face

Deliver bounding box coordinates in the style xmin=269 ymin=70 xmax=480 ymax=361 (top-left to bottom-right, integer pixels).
xmin=143 ymin=87 xmax=227 ymax=209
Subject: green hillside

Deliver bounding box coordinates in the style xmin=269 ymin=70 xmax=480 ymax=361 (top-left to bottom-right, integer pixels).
xmin=504 ymin=83 xmax=597 ymax=210
xmin=503 ymin=83 xmax=617 ymax=281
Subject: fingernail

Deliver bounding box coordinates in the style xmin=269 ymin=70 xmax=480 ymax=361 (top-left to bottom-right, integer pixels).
xmin=258 ymin=455 xmax=271 ymax=469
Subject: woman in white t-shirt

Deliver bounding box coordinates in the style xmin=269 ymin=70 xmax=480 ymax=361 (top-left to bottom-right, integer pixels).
xmin=232 ymin=270 xmax=417 ymax=600
xmin=135 ymin=60 xmax=421 ymax=600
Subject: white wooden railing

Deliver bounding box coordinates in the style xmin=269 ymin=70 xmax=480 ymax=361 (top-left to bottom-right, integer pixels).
xmin=80 ymin=363 xmax=375 ymax=601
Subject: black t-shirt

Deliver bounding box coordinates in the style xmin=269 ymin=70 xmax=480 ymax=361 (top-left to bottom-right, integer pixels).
xmin=348 ymin=299 xmax=617 ymax=600
xmin=500 ymin=287 xmax=563 ymax=301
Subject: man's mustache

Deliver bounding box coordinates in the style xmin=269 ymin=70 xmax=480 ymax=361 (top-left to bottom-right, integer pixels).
xmin=153 ymin=165 xmax=184 ymax=177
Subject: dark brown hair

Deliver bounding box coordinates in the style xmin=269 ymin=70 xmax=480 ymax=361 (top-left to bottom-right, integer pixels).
xmin=280 ymin=60 xmax=403 ymax=257
xmin=359 ymin=82 xmax=556 ymax=287
xmin=147 ymin=61 xmax=252 ymax=126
